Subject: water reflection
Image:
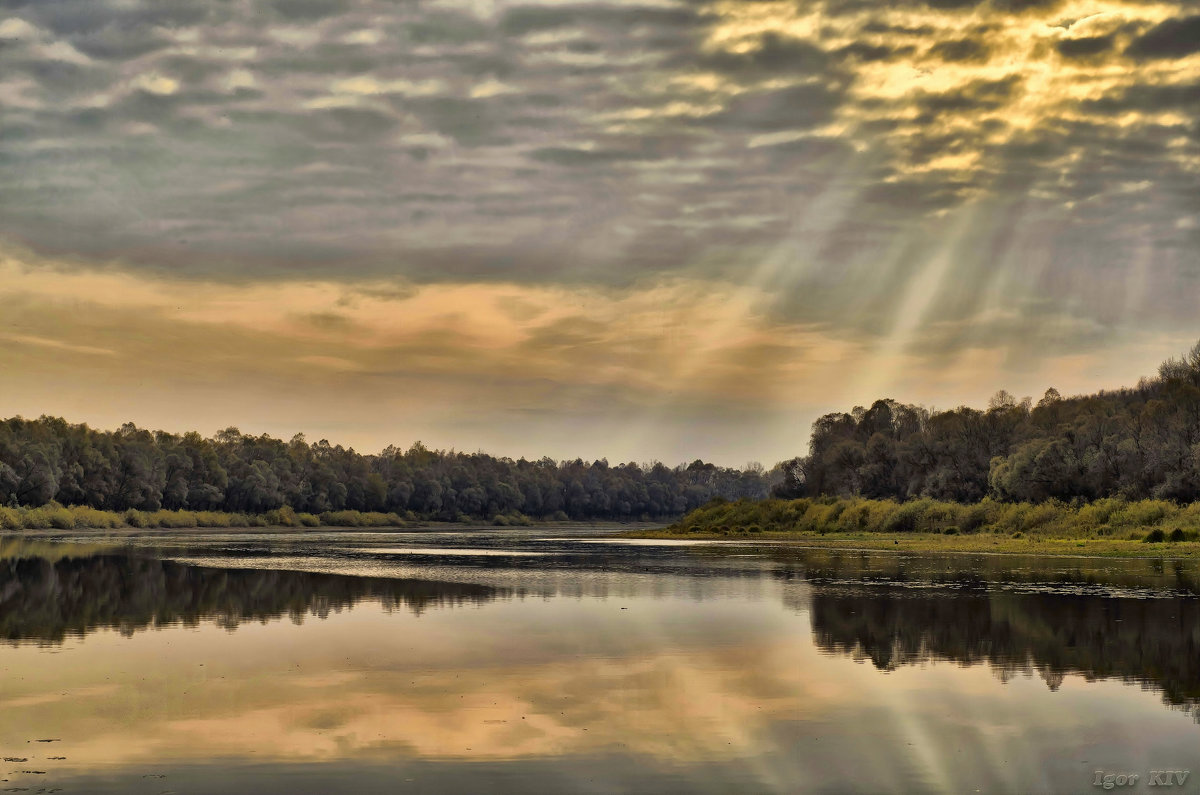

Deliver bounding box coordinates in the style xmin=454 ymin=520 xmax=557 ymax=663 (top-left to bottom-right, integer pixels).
xmin=757 ymin=545 xmax=1200 ymax=596
xmin=0 ymin=551 xmax=503 ymax=643
xmin=2 ymin=536 xmax=1200 ymax=793
xmin=811 ymin=588 xmax=1200 ymax=719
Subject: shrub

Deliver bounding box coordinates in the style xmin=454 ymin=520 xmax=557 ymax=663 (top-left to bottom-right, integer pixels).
xmin=69 ymin=506 xmax=123 ymax=529
xmin=1144 ymin=528 xmax=1167 ymax=543
xmin=45 ymin=503 xmax=76 ymax=529
xmin=1020 ymin=502 xmax=1060 ymax=532
xmin=1112 ymin=500 xmax=1174 ymax=529
xmin=266 ymin=506 xmax=299 ymax=527
xmin=882 ymin=500 xmax=926 ymax=533
xmin=148 ymin=510 xmax=198 ymax=528
xmin=1077 ymin=498 xmax=1122 ymax=527
xmin=0 ymin=507 xmax=21 ymax=530
xmin=958 ymin=505 xmax=989 ymax=534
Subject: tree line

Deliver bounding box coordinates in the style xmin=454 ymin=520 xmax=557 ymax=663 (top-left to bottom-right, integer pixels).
xmin=775 ymin=339 xmax=1200 ymax=504
xmin=0 ymin=418 xmax=769 ymax=521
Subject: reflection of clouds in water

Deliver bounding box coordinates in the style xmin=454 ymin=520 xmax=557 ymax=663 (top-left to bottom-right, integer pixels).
xmin=3 ymin=543 xmax=1200 ymax=793
xmin=4 ymin=592 xmax=1199 ymax=795
xmin=1 ymin=598 xmax=822 ymax=769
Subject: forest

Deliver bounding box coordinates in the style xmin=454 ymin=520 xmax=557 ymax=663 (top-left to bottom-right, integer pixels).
xmin=9 ymin=339 xmax=1200 ymax=529
xmin=774 ymin=339 xmax=1200 ymax=504
xmin=0 ymin=418 xmax=770 ymax=523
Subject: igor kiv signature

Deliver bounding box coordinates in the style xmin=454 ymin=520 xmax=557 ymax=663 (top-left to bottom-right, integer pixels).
xmin=1093 ymin=770 xmax=1191 ymax=790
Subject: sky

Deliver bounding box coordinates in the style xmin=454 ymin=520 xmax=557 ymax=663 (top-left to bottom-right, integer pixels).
xmin=1 ymin=0 xmax=1198 ymax=466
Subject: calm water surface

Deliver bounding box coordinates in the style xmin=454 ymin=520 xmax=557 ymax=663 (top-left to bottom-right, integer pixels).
xmin=3 ymin=528 xmax=1200 ymax=794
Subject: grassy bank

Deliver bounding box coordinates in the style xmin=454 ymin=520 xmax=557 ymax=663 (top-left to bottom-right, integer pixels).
xmin=0 ymin=503 xmax=617 ymax=532
xmin=627 ymin=496 xmax=1200 ymax=558
xmin=0 ymin=503 xmax=418 ymax=531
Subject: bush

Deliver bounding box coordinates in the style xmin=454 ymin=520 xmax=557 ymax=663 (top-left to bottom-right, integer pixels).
xmin=881 ymin=500 xmax=926 ymax=533
xmin=148 ymin=510 xmax=198 ymax=528
xmin=45 ymin=503 xmax=76 ymax=529
xmin=958 ymin=504 xmax=989 ymax=534
xmin=1020 ymin=502 xmax=1060 ymax=532
xmin=69 ymin=506 xmax=123 ymax=529
xmin=1144 ymin=528 xmax=1167 ymax=543
xmin=266 ymin=506 xmax=300 ymax=527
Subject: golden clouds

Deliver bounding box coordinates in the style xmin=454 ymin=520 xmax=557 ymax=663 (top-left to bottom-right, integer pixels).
xmin=0 ymin=247 xmax=860 ymax=408
xmin=699 ymin=0 xmax=1200 ymax=182
xmin=0 ymin=598 xmax=826 ymax=771
xmin=1 ymin=233 xmax=1180 ymax=466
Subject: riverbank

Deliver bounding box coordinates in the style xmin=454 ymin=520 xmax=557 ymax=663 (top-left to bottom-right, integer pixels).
xmin=0 ymin=503 xmax=658 ymax=533
xmin=622 ymin=527 xmax=1200 ymax=559
xmin=621 ymin=496 xmax=1200 ymax=559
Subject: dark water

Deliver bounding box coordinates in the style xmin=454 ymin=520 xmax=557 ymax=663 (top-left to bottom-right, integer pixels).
xmin=3 ymin=529 xmax=1200 ymax=794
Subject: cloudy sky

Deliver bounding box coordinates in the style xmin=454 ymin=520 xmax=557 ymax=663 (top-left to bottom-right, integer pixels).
xmin=1 ymin=0 xmax=1198 ymax=465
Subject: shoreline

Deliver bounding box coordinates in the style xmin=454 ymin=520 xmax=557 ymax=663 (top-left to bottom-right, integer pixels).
xmin=8 ymin=522 xmax=1200 ymax=560
xmin=617 ymin=528 xmax=1200 ymax=560
xmin=0 ymin=520 xmax=658 ymax=537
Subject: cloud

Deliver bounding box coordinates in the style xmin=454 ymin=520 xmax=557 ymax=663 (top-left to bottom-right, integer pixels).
xmin=928 ymin=38 xmax=991 ymax=62
xmin=1 ymin=0 xmax=1198 ymax=462
xmin=1125 ymin=15 xmax=1200 ymax=60
xmin=1056 ymin=34 xmax=1114 ymax=58
xmin=694 ymin=32 xmax=830 ymax=75
xmin=527 ymin=146 xmax=659 ymax=166
xmin=0 ymin=333 xmax=116 ymax=357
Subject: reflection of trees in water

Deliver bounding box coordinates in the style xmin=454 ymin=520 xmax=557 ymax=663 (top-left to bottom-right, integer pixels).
xmin=761 ymin=547 xmax=1200 ymax=596
xmin=811 ymin=588 xmax=1200 ymax=719
xmin=0 ymin=554 xmax=505 ymax=643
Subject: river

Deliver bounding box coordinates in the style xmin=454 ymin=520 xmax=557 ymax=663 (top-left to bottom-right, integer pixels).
xmin=2 ymin=528 xmax=1199 ymax=793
